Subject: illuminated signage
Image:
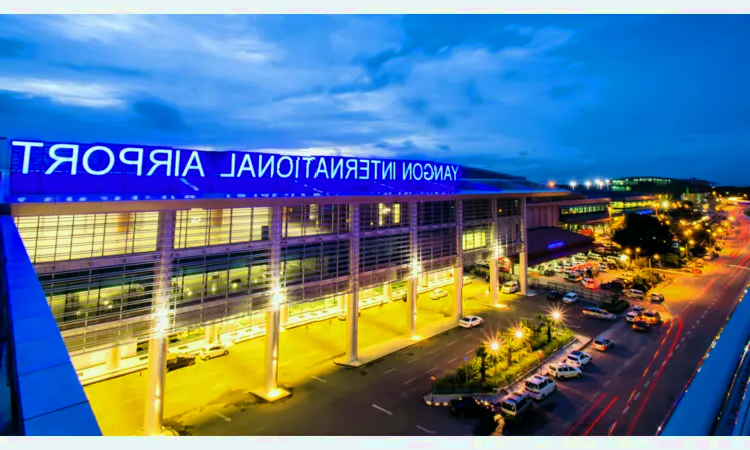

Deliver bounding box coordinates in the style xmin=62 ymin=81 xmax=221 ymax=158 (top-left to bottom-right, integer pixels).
xmin=637 ymin=209 xmax=654 ymax=215
xmin=6 ymin=140 xmax=462 ymax=202
xmin=548 ymin=241 xmax=564 ymax=250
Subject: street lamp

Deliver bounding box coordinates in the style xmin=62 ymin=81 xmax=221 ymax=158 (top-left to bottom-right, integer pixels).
xmin=570 ymin=181 xmax=578 ymax=190
xmin=585 ymin=181 xmax=592 ymax=190
xmin=515 ymin=329 xmax=524 ymax=340
xmin=490 ymin=341 xmax=500 ymax=352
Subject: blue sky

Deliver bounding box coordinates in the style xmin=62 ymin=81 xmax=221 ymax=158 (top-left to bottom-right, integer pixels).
xmin=1 ymin=15 xmax=748 ymax=185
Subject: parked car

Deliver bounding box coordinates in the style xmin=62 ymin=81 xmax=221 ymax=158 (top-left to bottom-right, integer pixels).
xmin=544 ymin=269 xmax=556 ymax=277
xmin=598 ymin=263 xmax=609 ymax=272
xmin=166 ymin=353 xmax=196 ymax=371
xmin=565 ymin=351 xmax=592 ymax=368
xmin=582 ymin=307 xmax=616 ymax=321
xmin=591 ymin=337 xmax=614 ymax=352
xmin=499 ymin=392 xmax=533 ymax=419
xmin=632 ymin=320 xmax=650 ymax=332
xmin=458 ymin=315 xmax=484 ymax=328
xmin=690 ymin=268 xmax=703 ymax=275
xmin=462 ymin=276 xmax=473 ymax=285
xmin=565 ymin=273 xmax=583 ymax=283
xmin=547 ymin=289 xmax=563 ymax=302
xmin=623 ymin=289 xmax=645 ymax=300
xmin=450 ymin=396 xmax=495 ymax=418
xmin=625 ymin=311 xmax=641 ymax=323
xmin=582 ymin=278 xmax=597 ymax=290
xmin=430 ymin=289 xmax=448 ymax=300
xmin=642 ymin=310 xmax=662 ymax=325
xmin=501 ymin=281 xmax=520 ymax=294
xmin=547 ymin=363 xmax=582 ymax=380
xmin=632 ymin=305 xmax=644 ymax=314
xmin=563 ymin=292 xmax=579 ymax=304
xmin=524 ymin=374 xmax=557 ymax=401
xmin=651 ymin=292 xmax=665 ymax=302
xmin=199 ymin=344 xmax=229 ymax=360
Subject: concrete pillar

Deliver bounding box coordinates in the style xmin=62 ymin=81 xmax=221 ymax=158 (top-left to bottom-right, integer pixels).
xmin=408 ymin=201 xmax=419 ymax=337
xmin=420 ymin=273 xmax=429 ymax=288
xmin=453 ymin=266 xmax=463 ymax=320
xmin=262 ymin=205 xmax=283 ymax=396
xmin=280 ymin=304 xmax=289 ymax=326
xmin=408 ymin=277 xmax=418 ymax=336
xmin=455 ymin=199 xmax=464 ymax=321
xmin=144 ymin=210 xmax=176 ymax=436
xmin=105 ymin=346 xmax=121 ymax=371
xmin=490 ymin=198 xmax=500 ymax=306
xmin=204 ymin=324 xmax=216 ymax=345
xmin=337 ymin=294 xmax=346 ymax=313
xmin=384 ymin=283 xmax=392 ymax=299
xmin=519 ymin=197 xmax=529 ymax=295
xmin=264 ymin=308 xmax=281 ymax=394
xmin=345 ymin=204 xmax=360 ymax=364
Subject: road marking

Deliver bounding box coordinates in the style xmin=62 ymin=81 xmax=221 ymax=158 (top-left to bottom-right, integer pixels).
xmin=253 ymin=424 xmax=270 ymax=433
xmin=311 ymin=376 xmax=327 ymax=383
xmin=687 ymin=331 xmax=692 ymax=336
xmin=644 ymin=381 xmax=650 ymax=388
xmin=605 ymin=380 xmax=611 ymax=387
xmin=633 ymin=392 xmax=641 ymax=401
xmin=372 ymin=404 xmax=393 ymax=416
xmin=608 ymin=421 xmax=618 ymax=435
xmin=427 ymin=348 xmax=439 ymax=355
xmin=465 ymin=349 xmax=474 ymax=354
xmin=407 ymin=359 xmax=416 ymax=364
xmin=447 ymin=341 xmax=457 ymax=346
xmin=447 ymin=357 xmax=457 ymax=364
xmin=681 ymin=337 xmax=686 ymax=343
xmin=416 ymin=425 xmax=435 ymax=434
xmin=622 ymin=406 xmax=630 ymax=415
xmin=214 ymin=412 xmax=231 ymax=422
xmin=676 ymin=344 xmax=680 ymax=350
xmin=661 ymin=361 xmax=667 ymax=368
xmin=403 ymin=378 xmax=417 ymax=385
xmin=463 ymin=334 xmax=472 ymax=339
xmin=384 ymin=368 xmax=396 ymax=375
xmin=695 ymin=321 xmax=700 ymax=326
xmin=426 ymin=367 xmax=438 ymax=374
xmin=280 ymin=359 xmax=295 ymax=366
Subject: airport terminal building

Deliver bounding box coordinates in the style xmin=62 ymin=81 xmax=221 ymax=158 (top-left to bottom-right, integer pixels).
xmin=1 ymin=138 xmax=568 ymax=434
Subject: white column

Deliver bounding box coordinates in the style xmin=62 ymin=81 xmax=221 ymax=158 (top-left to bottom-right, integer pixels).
xmin=337 ymin=294 xmax=346 ymax=314
xmin=420 ymin=273 xmax=429 ymax=288
xmin=204 ymin=324 xmax=216 ymax=345
xmin=144 ymin=210 xmax=176 ymax=437
xmin=519 ymin=197 xmax=529 ymax=295
xmin=263 ymin=205 xmax=283 ymax=396
xmin=105 ymin=346 xmax=121 ymax=371
xmin=384 ymin=283 xmax=392 ymax=300
xmin=280 ymin=304 xmax=289 ymax=327
xmin=345 ymin=204 xmax=360 ymax=364
xmin=408 ymin=277 xmax=418 ymax=336
xmin=264 ymin=308 xmax=280 ymax=394
xmin=455 ymin=199 xmax=464 ymax=320
xmin=490 ymin=198 xmax=500 ymax=306
xmin=453 ymin=266 xmax=463 ymax=320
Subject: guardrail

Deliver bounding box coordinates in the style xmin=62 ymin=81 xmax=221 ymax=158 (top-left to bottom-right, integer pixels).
xmin=658 ymin=284 xmax=750 ymax=436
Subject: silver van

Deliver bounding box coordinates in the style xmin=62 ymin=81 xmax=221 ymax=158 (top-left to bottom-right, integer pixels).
xmin=499 ymin=392 xmax=533 ymax=418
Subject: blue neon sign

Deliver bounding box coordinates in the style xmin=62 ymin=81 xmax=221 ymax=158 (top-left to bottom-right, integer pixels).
xmin=548 ymin=241 xmax=564 ymax=249
xmin=6 ymin=140 xmax=462 ymax=203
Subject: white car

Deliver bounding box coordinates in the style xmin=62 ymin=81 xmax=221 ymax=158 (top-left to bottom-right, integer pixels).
xmin=565 ymin=351 xmax=591 ymax=368
xmin=623 ymin=289 xmax=645 ymax=300
xmin=547 ymin=363 xmax=582 ymax=380
xmin=458 ymin=315 xmax=483 ymax=328
xmin=462 ymin=276 xmax=473 ymax=285
xmin=524 ymin=374 xmax=557 ymax=401
xmin=632 ymin=305 xmax=644 ymax=314
xmin=430 ymin=289 xmax=448 ymax=300
xmin=598 ymin=263 xmax=609 ymax=272
xmin=625 ymin=311 xmax=640 ymax=323
xmin=501 ymin=281 xmax=520 ymax=294
xmin=199 ymin=344 xmax=229 ymax=361
xmin=563 ymin=292 xmax=579 ymax=304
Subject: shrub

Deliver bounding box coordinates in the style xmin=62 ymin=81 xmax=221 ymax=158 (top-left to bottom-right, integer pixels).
xmin=603 ymin=299 xmax=630 ymax=314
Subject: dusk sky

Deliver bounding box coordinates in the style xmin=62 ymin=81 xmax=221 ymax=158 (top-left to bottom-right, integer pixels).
xmin=1 ymin=15 xmax=748 ymax=185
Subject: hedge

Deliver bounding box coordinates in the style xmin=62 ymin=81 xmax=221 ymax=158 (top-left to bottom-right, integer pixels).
xmin=434 ymin=328 xmax=575 ymax=394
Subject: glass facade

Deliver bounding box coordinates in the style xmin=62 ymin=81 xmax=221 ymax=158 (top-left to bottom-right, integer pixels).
xmin=17 ymin=197 xmax=525 ymax=352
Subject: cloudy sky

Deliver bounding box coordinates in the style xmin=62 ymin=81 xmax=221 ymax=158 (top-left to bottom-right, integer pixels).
xmin=1 ymin=15 xmax=748 ymax=185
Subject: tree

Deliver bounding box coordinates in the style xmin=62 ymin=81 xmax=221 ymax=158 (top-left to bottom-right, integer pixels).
xmin=535 ymin=313 xmax=554 ymax=344
xmin=476 ymin=342 xmax=489 ymax=381
xmin=613 ymin=214 xmax=675 ymax=257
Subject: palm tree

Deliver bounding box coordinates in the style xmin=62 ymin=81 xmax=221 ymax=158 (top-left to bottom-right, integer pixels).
xmin=535 ymin=313 xmax=554 ymax=344
xmin=476 ymin=342 xmax=489 ymax=381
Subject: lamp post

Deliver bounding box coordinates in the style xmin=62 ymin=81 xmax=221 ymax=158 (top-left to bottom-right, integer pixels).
xmin=651 ymin=254 xmax=659 ymax=276
xmin=585 ymin=181 xmax=592 ymax=190
xmin=570 ymin=181 xmax=578 ymax=191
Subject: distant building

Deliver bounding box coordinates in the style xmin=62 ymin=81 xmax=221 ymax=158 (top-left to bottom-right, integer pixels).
xmin=611 ymin=176 xmax=715 ymax=204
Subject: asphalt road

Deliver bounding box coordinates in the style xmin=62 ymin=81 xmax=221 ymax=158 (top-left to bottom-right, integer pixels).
xmin=187 ymin=293 xmax=613 ymax=436
xmin=505 ymin=205 xmax=750 ymax=437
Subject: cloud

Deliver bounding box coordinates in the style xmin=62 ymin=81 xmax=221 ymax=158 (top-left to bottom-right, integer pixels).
xmin=0 ymin=77 xmax=124 ymax=108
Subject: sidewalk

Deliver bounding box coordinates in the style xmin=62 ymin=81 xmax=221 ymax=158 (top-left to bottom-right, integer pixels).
xmin=79 ymin=279 xmax=460 ymax=385
xmin=335 ymin=318 xmax=458 ymax=368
